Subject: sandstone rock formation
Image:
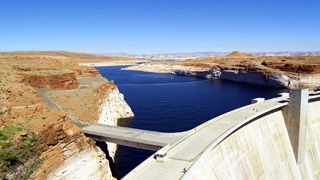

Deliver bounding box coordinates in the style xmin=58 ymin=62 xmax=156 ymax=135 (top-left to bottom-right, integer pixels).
xmin=226 ymin=51 xmax=257 ymax=59
xmin=97 ymin=51 xmax=320 ymax=60
xmin=124 ymin=53 xmax=320 ymax=90
xmin=0 ymin=51 xmax=134 ymax=180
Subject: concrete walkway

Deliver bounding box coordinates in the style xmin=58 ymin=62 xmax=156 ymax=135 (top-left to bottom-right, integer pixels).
xmin=83 ymin=123 xmax=187 ymax=150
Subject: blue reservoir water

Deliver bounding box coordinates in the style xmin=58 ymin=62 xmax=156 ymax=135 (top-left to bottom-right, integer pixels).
xmin=95 ymin=66 xmax=287 ymax=177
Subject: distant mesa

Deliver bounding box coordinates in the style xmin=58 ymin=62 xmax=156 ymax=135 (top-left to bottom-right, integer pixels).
xmin=226 ymin=51 xmax=256 ymax=58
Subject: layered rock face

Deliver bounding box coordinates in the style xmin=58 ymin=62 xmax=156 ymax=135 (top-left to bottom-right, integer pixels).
xmin=98 ymin=89 xmax=134 ymax=125
xmin=23 ymin=72 xmax=80 ymax=90
xmin=187 ymin=101 xmax=320 ymax=179
xmin=30 ymin=112 xmax=112 ymax=180
xmin=38 ymin=84 xmax=134 ymax=180
xmin=0 ymin=52 xmax=134 ymax=180
xmin=97 ymin=87 xmax=134 ymax=161
xmin=125 ymin=64 xmax=320 ymax=90
xmin=124 ymin=52 xmax=320 ymax=90
xmin=124 ymin=64 xmax=291 ymax=88
xmin=176 ymin=69 xmax=291 ymax=88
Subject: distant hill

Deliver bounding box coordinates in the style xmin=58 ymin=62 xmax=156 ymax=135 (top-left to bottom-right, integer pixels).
xmin=226 ymin=51 xmax=256 ymax=58
xmin=0 ymin=51 xmax=140 ymax=63
xmin=94 ymin=51 xmax=320 ymax=60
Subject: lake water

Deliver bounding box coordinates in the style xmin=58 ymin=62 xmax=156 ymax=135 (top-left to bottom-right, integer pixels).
xmin=95 ymin=66 xmax=287 ymax=177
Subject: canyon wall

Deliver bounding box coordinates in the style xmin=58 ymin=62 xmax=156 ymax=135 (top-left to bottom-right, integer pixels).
xmin=124 ymin=64 xmax=320 ymax=90
xmin=30 ymin=87 xmax=133 ymax=180
xmin=124 ymin=65 xmax=290 ymax=88
xmin=30 ymin=111 xmax=112 ymax=180
xmin=181 ymin=69 xmax=290 ymax=88
xmin=174 ymin=68 xmax=320 ymax=89
xmin=0 ymin=52 xmax=134 ymax=179
xmin=187 ymin=101 xmax=320 ymax=179
xmin=97 ymin=88 xmax=134 ymax=159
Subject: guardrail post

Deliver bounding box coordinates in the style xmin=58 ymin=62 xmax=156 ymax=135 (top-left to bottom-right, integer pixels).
xmin=287 ymin=89 xmax=308 ymax=165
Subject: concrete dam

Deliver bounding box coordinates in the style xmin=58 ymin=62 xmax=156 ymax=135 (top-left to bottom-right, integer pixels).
xmin=83 ymin=89 xmax=320 ymax=180
xmin=186 ymin=90 xmax=320 ymax=180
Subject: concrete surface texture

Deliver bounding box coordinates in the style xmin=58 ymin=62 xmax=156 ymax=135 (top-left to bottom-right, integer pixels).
xmin=187 ymin=110 xmax=300 ymax=180
xmin=299 ymin=100 xmax=320 ymax=179
xmin=287 ymin=89 xmax=309 ymax=164
xmin=187 ymin=100 xmax=320 ymax=180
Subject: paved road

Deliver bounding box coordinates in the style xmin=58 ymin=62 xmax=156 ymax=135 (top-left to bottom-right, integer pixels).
xmin=34 ymin=88 xmax=60 ymax=109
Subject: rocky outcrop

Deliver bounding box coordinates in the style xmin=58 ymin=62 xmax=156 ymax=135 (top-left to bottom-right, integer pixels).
xmin=124 ymin=53 xmax=320 ymax=90
xmin=98 ymin=88 xmax=134 ymax=125
xmin=36 ymin=85 xmax=134 ymax=180
xmin=95 ymin=51 xmax=320 ymax=59
xmin=97 ymin=87 xmax=134 ymax=158
xmin=226 ymin=51 xmax=257 ymax=59
xmin=124 ymin=65 xmax=291 ymax=88
xmin=176 ymin=69 xmax=290 ymax=88
xmin=0 ymin=52 xmax=135 ymax=180
xmin=124 ymin=64 xmax=320 ymax=90
xmin=29 ymin=112 xmax=113 ymax=180
xmin=22 ymin=72 xmax=80 ymax=90
xmin=72 ymin=66 xmax=101 ymax=77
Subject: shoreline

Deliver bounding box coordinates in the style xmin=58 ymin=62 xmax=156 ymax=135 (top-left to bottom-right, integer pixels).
xmin=123 ymin=64 xmax=320 ymax=90
xmin=79 ymin=60 xmax=149 ymax=67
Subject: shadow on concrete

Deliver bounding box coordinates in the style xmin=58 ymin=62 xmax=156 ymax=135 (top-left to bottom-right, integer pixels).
xmin=95 ymin=141 xmax=120 ymax=180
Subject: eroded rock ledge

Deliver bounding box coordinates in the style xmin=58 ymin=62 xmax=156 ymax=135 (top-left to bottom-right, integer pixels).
xmin=42 ymin=87 xmax=134 ymax=180
xmin=124 ymin=52 xmax=320 ymax=90
xmin=0 ymin=52 xmax=134 ymax=180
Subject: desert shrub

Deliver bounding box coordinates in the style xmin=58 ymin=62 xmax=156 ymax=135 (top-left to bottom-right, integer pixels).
xmin=0 ymin=126 xmax=23 ymax=140
xmin=0 ymin=127 xmax=43 ymax=179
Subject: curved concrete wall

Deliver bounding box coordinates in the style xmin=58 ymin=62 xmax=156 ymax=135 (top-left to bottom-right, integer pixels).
xmin=299 ymin=101 xmax=320 ymax=179
xmin=187 ymin=101 xmax=320 ymax=179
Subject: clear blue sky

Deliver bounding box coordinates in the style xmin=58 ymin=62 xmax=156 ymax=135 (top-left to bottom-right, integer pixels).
xmin=0 ymin=0 xmax=319 ymax=54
